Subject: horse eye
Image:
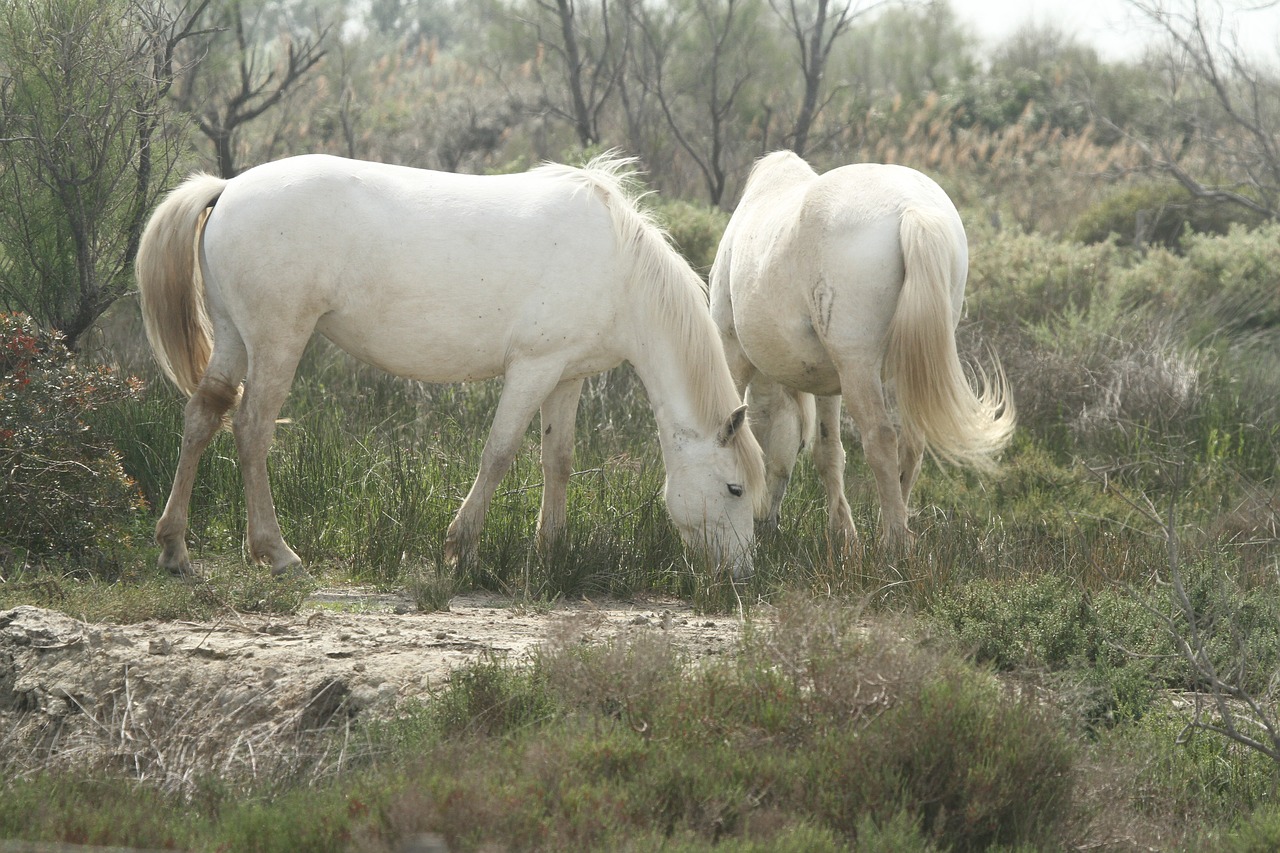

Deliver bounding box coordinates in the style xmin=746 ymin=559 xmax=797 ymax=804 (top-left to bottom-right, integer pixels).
xmin=727 ymin=483 xmax=744 ymax=498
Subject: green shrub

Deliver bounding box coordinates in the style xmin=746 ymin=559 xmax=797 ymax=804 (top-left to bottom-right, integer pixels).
xmin=966 ymin=227 xmax=1118 ymax=327
xmin=429 ymin=656 xmax=558 ymax=738
xmin=929 ymin=575 xmax=1096 ymax=670
xmin=1111 ymin=222 xmax=1280 ymax=343
xmin=0 ymin=312 xmax=145 ymax=566
xmin=1222 ymin=806 xmax=1280 ymax=853
xmin=1072 ymin=181 xmax=1261 ymax=249
xmin=861 ymin=664 xmax=1074 ymax=851
xmin=652 ymin=198 xmax=730 ymax=276
xmin=1106 ymin=705 xmax=1278 ymax=837
xmin=796 ymin=660 xmax=1073 ymax=851
xmin=927 ymin=575 xmax=1171 ymax=730
xmin=1172 ymin=557 xmax=1280 ymax=696
xmin=1180 ymin=223 xmax=1280 ymax=336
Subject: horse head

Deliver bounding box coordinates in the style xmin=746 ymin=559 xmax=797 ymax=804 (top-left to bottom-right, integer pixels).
xmin=662 ymin=405 xmax=762 ymax=579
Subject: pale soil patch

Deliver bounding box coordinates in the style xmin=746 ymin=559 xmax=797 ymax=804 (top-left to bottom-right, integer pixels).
xmin=0 ymin=591 xmax=748 ymax=789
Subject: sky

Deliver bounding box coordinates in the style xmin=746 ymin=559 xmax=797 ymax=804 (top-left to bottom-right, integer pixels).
xmin=943 ymin=0 xmax=1280 ymax=63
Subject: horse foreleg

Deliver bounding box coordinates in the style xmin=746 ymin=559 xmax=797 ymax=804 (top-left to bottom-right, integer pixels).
xmin=812 ymin=394 xmax=858 ymax=554
xmin=446 ymin=365 xmax=561 ymax=569
xmin=841 ymin=374 xmax=913 ymax=550
xmin=747 ymin=377 xmax=805 ymax=530
xmin=156 ymin=377 xmax=240 ymax=577
xmin=233 ymin=355 xmax=303 ymax=576
xmin=536 ymin=377 xmax=584 ymax=557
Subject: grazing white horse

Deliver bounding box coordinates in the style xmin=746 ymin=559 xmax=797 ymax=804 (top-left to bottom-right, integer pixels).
xmin=710 ymin=151 xmax=1014 ymax=549
xmin=137 ymin=154 xmax=766 ymax=578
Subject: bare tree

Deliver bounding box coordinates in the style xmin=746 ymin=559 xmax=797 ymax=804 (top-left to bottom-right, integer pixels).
xmin=525 ymin=0 xmax=631 ymax=148
xmin=633 ymin=0 xmax=762 ymax=205
xmin=768 ymin=0 xmax=886 ymax=156
xmin=0 ymin=0 xmax=212 ymax=348
xmin=1117 ymin=0 xmax=1280 ymax=221
xmin=172 ymin=0 xmax=329 ymax=177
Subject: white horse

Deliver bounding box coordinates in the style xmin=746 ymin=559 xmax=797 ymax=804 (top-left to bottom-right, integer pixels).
xmin=710 ymin=151 xmax=1014 ymax=549
xmin=137 ymin=153 xmax=766 ymax=578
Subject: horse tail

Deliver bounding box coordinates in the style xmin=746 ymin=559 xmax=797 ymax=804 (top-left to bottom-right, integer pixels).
xmin=884 ymin=206 xmax=1015 ymax=472
xmin=136 ymin=174 xmax=227 ymax=398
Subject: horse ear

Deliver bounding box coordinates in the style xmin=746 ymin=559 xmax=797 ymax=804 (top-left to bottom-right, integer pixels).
xmin=718 ymin=404 xmax=748 ymax=446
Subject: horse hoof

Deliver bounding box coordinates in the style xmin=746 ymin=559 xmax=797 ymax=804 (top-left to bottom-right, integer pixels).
xmin=158 ymin=548 xmax=199 ymax=579
xmin=443 ymin=532 xmax=476 ymax=571
xmin=270 ymin=560 xmax=311 ymax=581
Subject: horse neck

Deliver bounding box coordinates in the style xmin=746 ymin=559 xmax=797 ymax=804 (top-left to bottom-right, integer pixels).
xmin=624 ymin=272 xmax=735 ymax=446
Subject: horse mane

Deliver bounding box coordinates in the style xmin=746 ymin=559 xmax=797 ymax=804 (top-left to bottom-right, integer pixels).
xmin=535 ymin=154 xmax=767 ymax=509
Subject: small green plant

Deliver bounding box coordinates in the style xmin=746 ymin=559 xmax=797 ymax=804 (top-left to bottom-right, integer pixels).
xmin=197 ymin=561 xmax=315 ymax=615
xmin=405 ymin=561 xmax=456 ymax=612
xmin=429 ymin=655 xmax=557 ymax=739
xmin=1223 ymin=806 xmax=1280 ymax=853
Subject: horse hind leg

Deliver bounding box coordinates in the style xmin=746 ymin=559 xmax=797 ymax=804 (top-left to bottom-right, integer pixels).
xmin=840 ymin=371 xmax=913 ymax=550
xmin=156 ymin=371 xmax=243 ymax=577
xmin=898 ymin=427 xmax=924 ymax=507
xmin=233 ymin=344 xmax=307 ymax=575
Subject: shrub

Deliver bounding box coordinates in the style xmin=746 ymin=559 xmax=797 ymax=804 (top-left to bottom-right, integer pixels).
xmin=927 ymin=575 xmax=1173 ymax=731
xmin=0 ymin=312 xmax=145 ymax=565
xmin=1223 ymin=806 xmax=1280 ymax=853
xmin=652 ymin=198 xmax=730 ymax=277
xmin=1172 ymin=557 xmax=1280 ymax=696
xmin=429 ymin=656 xmax=558 ymax=738
xmin=965 ymin=227 xmax=1118 ymax=328
xmin=858 ymin=663 xmax=1074 ymax=852
xmin=1072 ymin=181 xmax=1261 ymax=249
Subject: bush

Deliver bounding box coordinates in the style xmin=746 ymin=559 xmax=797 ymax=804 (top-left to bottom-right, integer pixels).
xmin=1111 ymin=222 xmax=1280 ymax=343
xmin=1072 ymin=181 xmax=1261 ymax=249
xmin=965 ymin=227 xmax=1118 ymax=328
xmin=857 ymin=663 xmax=1074 ymax=851
xmin=927 ymin=575 xmax=1172 ymax=731
xmin=1223 ymin=806 xmax=1280 ymax=853
xmin=0 ymin=312 xmax=145 ymax=565
xmin=652 ymin=198 xmax=730 ymax=277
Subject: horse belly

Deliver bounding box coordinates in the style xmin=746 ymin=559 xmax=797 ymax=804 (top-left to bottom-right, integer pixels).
xmin=316 ymin=287 xmax=621 ymax=384
xmin=319 ymin=312 xmax=510 ymax=381
xmin=203 ymin=155 xmax=626 ymax=383
xmin=736 ymin=295 xmax=842 ymax=395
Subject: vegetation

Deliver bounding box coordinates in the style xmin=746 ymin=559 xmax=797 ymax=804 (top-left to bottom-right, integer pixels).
xmin=0 ymin=312 xmax=146 ymax=565
xmin=2 ymin=0 xmax=1279 ymax=849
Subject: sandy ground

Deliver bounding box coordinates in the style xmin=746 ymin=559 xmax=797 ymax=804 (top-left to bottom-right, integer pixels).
xmin=0 ymin=590 xmax=748 ymax=789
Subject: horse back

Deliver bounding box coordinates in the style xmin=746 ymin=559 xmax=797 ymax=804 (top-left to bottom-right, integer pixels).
xmin=198 ymin=155 xmax=630 ymax=383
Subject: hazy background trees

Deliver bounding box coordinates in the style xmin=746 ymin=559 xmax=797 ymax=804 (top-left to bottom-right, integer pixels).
xmin=0 ymin=0 xmax=208 ymax=348
xmin=0 ymin=0 xmax=1277 ymax=339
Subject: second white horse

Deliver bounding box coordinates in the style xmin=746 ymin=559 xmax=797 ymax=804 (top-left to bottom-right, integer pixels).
xmin=710 ymin=150 xmax=1015 ymax=549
